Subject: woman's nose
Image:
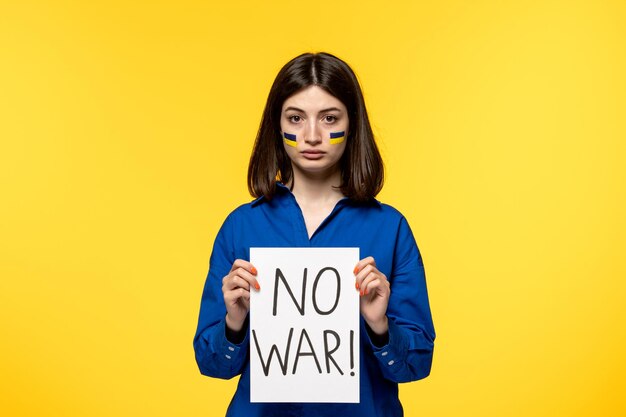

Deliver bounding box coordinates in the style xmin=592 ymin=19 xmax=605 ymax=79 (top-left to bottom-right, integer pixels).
xmin=304 ymin=121 xmax=322 ymax=144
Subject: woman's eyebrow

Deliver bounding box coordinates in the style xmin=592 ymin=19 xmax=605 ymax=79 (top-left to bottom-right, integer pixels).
xmin=283 ymin=106 xmax=305 ymax=113
xmin=283 ymin=106 xmax=343 ymax=114
xmin=318 ymin=107 xmax=342 ymax=114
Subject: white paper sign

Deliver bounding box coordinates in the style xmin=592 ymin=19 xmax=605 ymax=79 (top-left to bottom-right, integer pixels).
xmin=249 ymin=247 xmax=360 ymax=403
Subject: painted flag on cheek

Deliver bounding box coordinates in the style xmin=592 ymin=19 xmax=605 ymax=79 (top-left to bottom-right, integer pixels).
xmin=283 ymin=132 xmax=297 ymax=147
xmin=329 ymin=131 xmax=345 ymax=145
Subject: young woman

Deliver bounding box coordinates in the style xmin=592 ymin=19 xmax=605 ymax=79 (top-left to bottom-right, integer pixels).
xmin=193 ymin=52 xmax=435 ymax=417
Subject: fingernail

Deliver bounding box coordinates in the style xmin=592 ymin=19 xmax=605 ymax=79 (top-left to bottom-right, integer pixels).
xmin=355 ymin=282 xmax=360 ymax=290
xmin=254 ymin=282 xmax=260 ymax=290
xmin=360 ymin=289 xmax=364 ymax=296
xmin=251 ymin=266 xmax=258 ymax=275
xmin=353 ymin=266 xmax=359 ymax=275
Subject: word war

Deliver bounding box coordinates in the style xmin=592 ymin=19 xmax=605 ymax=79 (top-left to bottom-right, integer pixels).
xmin=252 ymin=327 xmax=356 ymax=377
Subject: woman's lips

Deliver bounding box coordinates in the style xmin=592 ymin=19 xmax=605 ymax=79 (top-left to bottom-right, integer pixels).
xmin=301 ymin=150 xmax=325 ymax=160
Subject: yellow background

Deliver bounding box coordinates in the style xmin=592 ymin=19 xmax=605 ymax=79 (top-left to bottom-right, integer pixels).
xmin=1 ymin=0 xmax=625 ymax=415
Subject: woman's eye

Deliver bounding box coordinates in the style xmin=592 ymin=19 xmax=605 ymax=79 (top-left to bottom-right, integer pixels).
xmin=289 ymin=115 xmax=302 ymax=123
xmin=324 ymin=115 xmax=337 ymax=123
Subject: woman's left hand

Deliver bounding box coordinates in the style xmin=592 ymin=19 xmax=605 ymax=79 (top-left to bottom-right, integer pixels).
xmin=354 ymin=256 xmax=390 ymax=335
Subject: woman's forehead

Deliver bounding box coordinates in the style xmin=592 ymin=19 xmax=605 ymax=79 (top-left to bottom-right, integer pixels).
xmin=282 ymin=86 xmax=346 ymax=113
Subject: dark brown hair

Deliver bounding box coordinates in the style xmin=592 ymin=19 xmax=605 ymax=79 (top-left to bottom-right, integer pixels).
xmin=247 ymin=52 xmax=384 ymax=202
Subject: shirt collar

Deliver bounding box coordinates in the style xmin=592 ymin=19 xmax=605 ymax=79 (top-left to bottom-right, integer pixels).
xmin=250 ymin=182 xmax=381 ymax=207
xmin=249 ymin=182 xmax=289 ymax=207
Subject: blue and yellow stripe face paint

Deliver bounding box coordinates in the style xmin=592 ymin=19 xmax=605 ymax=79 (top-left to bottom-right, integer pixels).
xmin=329 ymin=131 xmax=346 ymax=145
xmin=283 ymin=131 xmax=346 ymax=146
xmin=283 ymin=132 xmax=297 ymax=147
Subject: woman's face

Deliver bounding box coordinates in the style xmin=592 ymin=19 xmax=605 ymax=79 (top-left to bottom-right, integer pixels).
xmin=280 ymin=85 xmax=349 ymax=177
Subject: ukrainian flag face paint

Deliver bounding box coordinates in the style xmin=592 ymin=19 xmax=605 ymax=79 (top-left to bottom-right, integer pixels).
xmin=283 ymin=132 xmax=297 ymax=147
xmin=283 ymin=131 xmax=346 ymax=147
xmin=329 ymin=131 xmax=346 ymax=145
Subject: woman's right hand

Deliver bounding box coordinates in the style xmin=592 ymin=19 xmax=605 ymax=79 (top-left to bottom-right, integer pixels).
xmin=222 ymin=259 xmax=260 ymax=332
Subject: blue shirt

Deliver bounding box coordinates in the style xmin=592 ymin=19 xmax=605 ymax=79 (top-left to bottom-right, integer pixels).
xmin=193 ymin=184 xmax=435 ymax=417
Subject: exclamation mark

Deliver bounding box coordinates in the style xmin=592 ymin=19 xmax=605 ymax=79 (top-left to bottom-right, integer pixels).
xmin=350 ymin=330 xmax=355 ymax=376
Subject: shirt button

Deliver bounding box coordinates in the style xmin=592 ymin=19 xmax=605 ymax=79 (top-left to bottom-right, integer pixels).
xmin=381 ymin=351 xmax=388 ymax=356
xmin=225 ymin=354 xmax=231 ymax=360
xmin=387 ymin=360 xmax=395 ymax=366
xmin=228 ymin=346 xmax=235 ymax=351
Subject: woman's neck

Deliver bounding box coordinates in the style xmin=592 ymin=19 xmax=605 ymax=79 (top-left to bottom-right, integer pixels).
xmin=287 ymin=166 xmax=345 ymax=238
xmin=288 ymin=166 xmax=344 ymax=206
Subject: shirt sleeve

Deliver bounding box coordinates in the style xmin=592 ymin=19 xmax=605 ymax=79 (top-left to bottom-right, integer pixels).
xmin=364 ymin=216 xmax=436 ymax=383
xmin=193 ymin=213 xmax=250 ymax=379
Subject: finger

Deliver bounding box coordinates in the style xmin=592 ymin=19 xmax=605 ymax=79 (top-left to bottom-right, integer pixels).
xmin=361 ymin=269 xmax=388 ymax=295
xmin=229 ymin=267 xmax=261 ymax=291
xmin=353 ymin=256 xmax=376 ymax=276
xmin=230 ymin=261 xmax=260 ymax=290
xmin=223 ymin=274 xmax=251 ymax=292
xmin=230 ymin=259 xmax=258 ymax=276
xmin=223 ymin=287 xmax=250 ymax=305
xmin=224 ymin=286 xmax=252 ymax=303
xmin=362 ymin=276 xmax=390 ymax=297
xmin=360 ymin=272 xmax=380 ymax=296
xmin=355 ymin=264 xmax=376 ymax=291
